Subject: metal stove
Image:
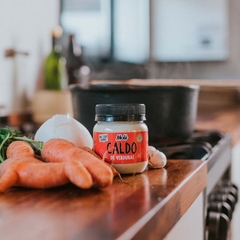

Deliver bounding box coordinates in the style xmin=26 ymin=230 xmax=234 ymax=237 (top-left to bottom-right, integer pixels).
xmin=152 ymin=130 xmax=238 ymax=240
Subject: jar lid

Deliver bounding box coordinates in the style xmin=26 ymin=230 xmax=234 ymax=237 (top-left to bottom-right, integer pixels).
xmin=95 ymin=103 xmax=146 ymax=121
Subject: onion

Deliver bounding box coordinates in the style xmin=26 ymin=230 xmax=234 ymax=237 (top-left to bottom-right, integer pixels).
xmin=34 ymin=114 xmax=93 ymax=149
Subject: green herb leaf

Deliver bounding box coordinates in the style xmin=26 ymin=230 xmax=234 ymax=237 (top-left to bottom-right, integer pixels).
xmin=0 ymin=127 xmax=44 ymax=163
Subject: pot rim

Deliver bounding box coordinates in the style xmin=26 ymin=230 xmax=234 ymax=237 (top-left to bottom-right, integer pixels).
xmin=69 ymin=83 xmax=200 ymax=92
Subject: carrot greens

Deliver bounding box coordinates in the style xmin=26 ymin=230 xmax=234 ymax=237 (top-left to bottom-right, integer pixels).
xmin=0 ymin=127 xmax=44 ymax=163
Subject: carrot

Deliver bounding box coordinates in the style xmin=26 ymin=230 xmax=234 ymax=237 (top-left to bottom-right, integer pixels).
xmin=79 ymin=146 xmax=102 ymax=160
xmin=6 ymin=140 xmax=35 ymax=158
xmin=0 ymin=157 xmax=93 ymax=192
xmin=0 ymin=141 xmax=93 ymax=192
xmin=41 ymin=138 xmax=114 ymax=188
xmin=0 ymin=127 xmax=44 ymax=162
xmin=79 ymin=146 xmax=120 ymax=178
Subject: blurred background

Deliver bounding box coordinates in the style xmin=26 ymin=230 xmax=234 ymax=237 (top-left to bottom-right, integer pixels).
xmin=0 ymin=0 xmax=238 ymax=115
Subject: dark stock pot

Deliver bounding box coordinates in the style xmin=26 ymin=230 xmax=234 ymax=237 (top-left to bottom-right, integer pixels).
xmin=69 ymin=83 xmax=199 ymax=144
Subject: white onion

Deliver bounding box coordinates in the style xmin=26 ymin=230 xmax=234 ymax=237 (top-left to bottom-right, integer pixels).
xmin=34 ymin=114 xmax=93 ymax=149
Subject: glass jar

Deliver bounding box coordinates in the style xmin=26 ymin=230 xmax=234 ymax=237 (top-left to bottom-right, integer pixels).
xmin=93 ymin=103 xmax=148 ymax=174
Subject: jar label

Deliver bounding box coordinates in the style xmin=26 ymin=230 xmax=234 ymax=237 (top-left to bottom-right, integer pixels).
xmin=93 ymin=131 xmax=148 ymax=164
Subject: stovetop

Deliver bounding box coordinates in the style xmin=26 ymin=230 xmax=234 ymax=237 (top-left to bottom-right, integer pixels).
xmin=152 ymin=130 xmax=232 ymax=172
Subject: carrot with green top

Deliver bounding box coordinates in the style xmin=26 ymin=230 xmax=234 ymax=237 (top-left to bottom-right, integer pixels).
xmin=0 ymin=141 xmax=93 ymax=192
xmin=0 ymin=127 xmax=43 ymax=162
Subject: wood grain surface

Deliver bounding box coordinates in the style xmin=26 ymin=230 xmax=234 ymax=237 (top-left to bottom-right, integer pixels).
xmin=0 ymin=160 xmax=206 ymax=240
xmin=196 ymin=106 xmax=240 ymax=146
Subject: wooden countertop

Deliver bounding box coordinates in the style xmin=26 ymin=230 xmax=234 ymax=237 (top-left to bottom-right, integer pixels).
xmin=0 ymin=160 xmax=206 ymax=240
xmin=91 ymin=78 xmax=240 ymax=87
xmin=196 ymin=106 xmax=240 ymax=146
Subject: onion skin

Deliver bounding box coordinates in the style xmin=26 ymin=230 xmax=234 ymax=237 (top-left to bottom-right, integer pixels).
xmin=148 ymin=146 xmax=167 ymax=169
xmin=34 ymin=114 xmax=93 ymax=149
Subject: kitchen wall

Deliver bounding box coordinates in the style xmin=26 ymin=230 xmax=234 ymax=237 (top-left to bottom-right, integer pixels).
xmin=0 ymin=0 xmax=240 ymax=116
xmin=0 ymin=0 xmax=60 ymax=115
xmin=149 ymin=0 xmax=240 ymax=80
xmin=61 ymin=0 xmax=240 ymax=81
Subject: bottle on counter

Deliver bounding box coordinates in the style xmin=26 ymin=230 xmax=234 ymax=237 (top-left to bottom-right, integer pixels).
xmin=44 ymin=26 xmax=67 ymax=90
xmin=66 ymin=34 xmax=90 ymax=86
